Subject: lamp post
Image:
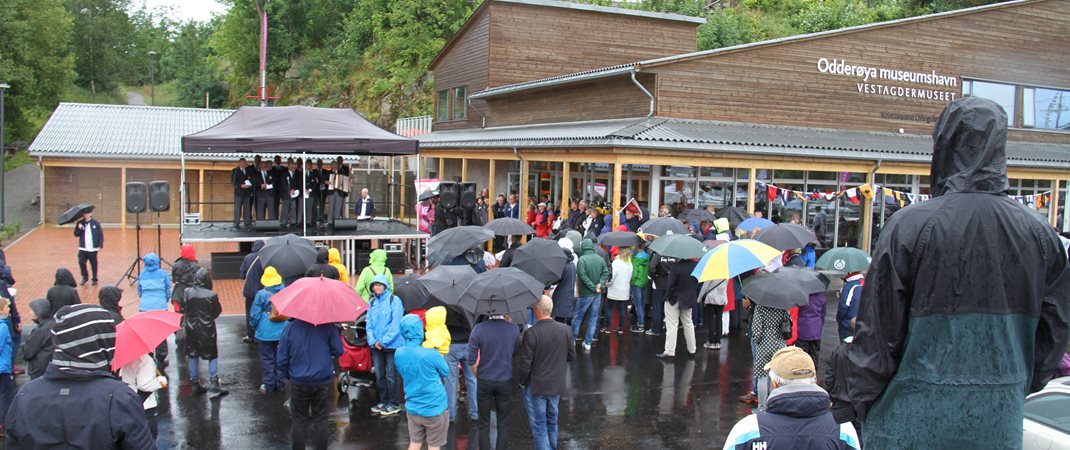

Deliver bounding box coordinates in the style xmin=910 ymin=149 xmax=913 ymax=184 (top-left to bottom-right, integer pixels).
xmin=147 ymin=51 xmax=157 ymax=106
xmin=0 ymin=82 xmax=8 ymax=227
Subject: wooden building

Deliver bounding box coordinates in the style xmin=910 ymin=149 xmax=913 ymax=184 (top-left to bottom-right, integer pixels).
xmin=417 ymin=0 xmax=1070 ymax=250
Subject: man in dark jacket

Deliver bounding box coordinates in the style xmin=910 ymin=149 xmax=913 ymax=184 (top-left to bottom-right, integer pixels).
xmin=240 ymin=240 xmax=266 ymax=343
xmin=280 ymin=158 xmax=302 ymax=227
xmin=7 ymin=304 xmax=154 ymax=448
xmin=518 ymin=296 xmax=575 ymax=450
xmin=658 ymin=257 xmax=698 ymax=358
xmin=278 ymin=318 xmax=343 ymax=450
xmin=74 ymin=207 xmax=103 ymax=286
xmin=305 ymin=247 xmax=341 ymax=279
xmin=184 ymin=268 xmax=227 ymax=396
xmin=99 ymin=286 xmax=124 ymax=324
xmin=305 ymin=159 xmax=325 ymax=227
xmin=847 ymin=97 xmax=1070 ymax=449
xmin=232 ymin=157 xmax=254 ymax=227
xmin=724 ymin=346 xmax=859 ymax=449
xmin=468 ymin=312 xmax=519 ymax=450
xmin=46 ymin=268 xmax=81 ymax=314
xmin=646 ymin=252 xmax=673 ymax=336
xmin=22 ymin=299 xmax=55 ymax=380
xmin=551 ymin=242 xmax=577 ymax=324
xmin=253 ymin=160 xmax=277 ymax=221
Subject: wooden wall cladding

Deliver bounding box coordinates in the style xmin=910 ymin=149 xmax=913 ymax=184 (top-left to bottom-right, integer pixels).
xmin=46 ymin=167 xmax=122 ymax=225
xmin=650 ymin=0 xmax=1069 ymax=143
xmin=485 ymin=72 xmax=654 ymax=127
xmin=433 ymin=11 xmax=491 ymax=131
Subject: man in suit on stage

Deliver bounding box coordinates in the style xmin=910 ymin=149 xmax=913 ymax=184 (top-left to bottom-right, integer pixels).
xmin=254 ymin=159 xmax=277 ymax=221
xmin=232 ymin=158 xmax=254 ymax=228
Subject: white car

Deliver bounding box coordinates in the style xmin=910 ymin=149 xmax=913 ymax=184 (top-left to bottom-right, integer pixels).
xmin=1024 ymin=376 xmax=1070 ymax=449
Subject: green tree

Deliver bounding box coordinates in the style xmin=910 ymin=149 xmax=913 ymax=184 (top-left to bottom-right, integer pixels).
xmin=0 ymin=0 xmax=76 ymax=142
xmin=65 ymin=0 xmax=142 ymax=94
xmin=168 ymin=20 xmax=228 ymax=108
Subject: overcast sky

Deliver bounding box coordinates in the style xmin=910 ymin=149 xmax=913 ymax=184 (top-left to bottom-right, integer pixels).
xmin=136 ymin=0 xmax=229 ymax=23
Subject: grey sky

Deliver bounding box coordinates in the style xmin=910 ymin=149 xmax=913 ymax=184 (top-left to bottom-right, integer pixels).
xmin=136 ymin=0 xmax=229 ymax=23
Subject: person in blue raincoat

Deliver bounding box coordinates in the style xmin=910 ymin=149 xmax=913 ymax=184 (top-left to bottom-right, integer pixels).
xmin=137 ymin=253 xmax=171 ymax=368
xmin=250 ymin=266 xmax=288 ymax=393
xmin=366 ymin=274 xmax=405 ymax=417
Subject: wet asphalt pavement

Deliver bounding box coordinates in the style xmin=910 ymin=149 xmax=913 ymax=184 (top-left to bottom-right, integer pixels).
xmin=9 ymin=305 xmax=846 ymax=449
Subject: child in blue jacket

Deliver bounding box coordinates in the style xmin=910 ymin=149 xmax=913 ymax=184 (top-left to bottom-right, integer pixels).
xmin=137 ymin=253 xmax=172 ymax=368
xmin=366 ymin=274 xmax=404 ymax=416
xmin=250 ymin=266 xmax=288 ymax=393
xmin=0 ymin=298 xmax=14 ymax=429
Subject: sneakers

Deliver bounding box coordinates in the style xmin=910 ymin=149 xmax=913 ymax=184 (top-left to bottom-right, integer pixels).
xmin=615 ymin=328 xmax=623 ymax=335
xmin=599 ymin=328 xmax=611 ymax=335
xmin=242 ymin=336 xmax=253 ymax=344
xmin=192 ymin=381 xmax=208 ymax=395
xmin=80 ymin=279 xmax=88 ymax=286
xmin=703 ymin=342 xmax=721 ymax=350
xmin=208 ymin=378 xmax=229 ymax=397
xmin=379 ymin=405 xmax=402 ymax=416
xmin=581 ymin=342 xmax=591 ymax=351
xmin=629 ymin=326 xmax=644 ymax=333
xmin=371 ymin=403 xmax=385 ymax=414
xmin=258 ymin=384 xmax=267 ymax=394
xmin=655 ymin=352 xmax=673 ymax=358
xmin=645 ymin=329 xmax=662 ymax=336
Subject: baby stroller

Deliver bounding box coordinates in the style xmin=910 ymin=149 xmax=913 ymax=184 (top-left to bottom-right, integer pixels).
xmin=337 ymin=311 xmax=374 ymax=393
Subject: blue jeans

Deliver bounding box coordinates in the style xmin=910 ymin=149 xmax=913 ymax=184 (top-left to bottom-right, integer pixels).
xmin=603 ymin=301 xmax=627 ymax=329
xmin=188 ymin=357 xmax=218 ymax=381
xmin=630 ymin=285 xmax=646 ymax=328
xmin=650 ymin=289 xmax=666 ymax=332
xmin=257 ymin=340 xmax=283 ymax=391
xmin=571 ymin=295 xmax=601 ymax=346
xmin=523 ymin=386 xmax=560 ymax=450
xmin=445 ymin=342 xmax=478 ymax=420
xmin=372 ymin=348 xmax=399 ymax=407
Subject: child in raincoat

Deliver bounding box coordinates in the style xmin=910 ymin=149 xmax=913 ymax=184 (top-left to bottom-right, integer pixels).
xmin=328 ymin=248 xmax=349 ymax=284
xmin=250 ymin=266 xmax=288 ymax=393
xmin=421 ymin=306 xmax=451 ymax=355
xmin=355 ymin=249 xmax=393 ymax=300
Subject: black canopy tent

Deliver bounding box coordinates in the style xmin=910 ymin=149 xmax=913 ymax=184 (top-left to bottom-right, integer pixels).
xmin=179 ymin=106 xmax=420 ymax=235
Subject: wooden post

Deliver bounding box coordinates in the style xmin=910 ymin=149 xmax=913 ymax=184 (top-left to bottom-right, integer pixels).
xmin=560 ymin=163 xmax=571 ymax=221
xmin=198 ymin=169 xmax=205 ymax=215
xmin=438 ymin=158 xmax=446 ymax=180
xmin=612 ymin=160 xmax=622 ymax=230
xmin=487 ymin=160 xmax=496 ymax=204
xmin=747 ymin=167 xmax=757 ymax=217
xmin=1050 ymin=179 xmax=1060 ymax=226
xmin=120 ymin=167 xmax=128 ymax=228
xmin=461 ymin=158 xmax=468 ymax=181
xmin=861 ymin=170 xmax=875 ymax=253
xmin=520 ymin=157 xmax=530 ymax=243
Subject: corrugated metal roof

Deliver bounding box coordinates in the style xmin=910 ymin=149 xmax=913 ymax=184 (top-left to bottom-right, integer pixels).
xmin=29 ymin=103 xmax=234 ymax=160
xmin=417 ymin=116 xmax=1070 ymax=169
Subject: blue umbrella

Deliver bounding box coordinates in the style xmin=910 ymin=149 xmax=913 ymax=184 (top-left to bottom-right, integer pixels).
xmin=737 ymin=217 xmax=774 ymax=232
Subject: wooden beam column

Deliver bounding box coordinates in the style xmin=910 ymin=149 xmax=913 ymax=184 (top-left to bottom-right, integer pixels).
xmin=612 ymin=160 xmax=622 ymax=230
xmin=198 ymin=169 xmax=205 ymax=215
xmin=560 ymin=163 xmax=570 ymax=222
xmin=747 ymin=167 xmax=757 ymax=218
xmin=487 ymin=160 xmax=496 ymax=205
xmin=1050 ymin=179 xmax=1060 ymax=227
xmin=861 ymin=170 xmax=875 ymax=253
xmin=461 ymin=158 xmax=468 ymax=181
xmin=438 ymin=158 xmax=446 ymax=181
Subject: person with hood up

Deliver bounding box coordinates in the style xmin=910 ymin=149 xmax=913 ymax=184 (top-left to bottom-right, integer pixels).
xmin=355 ymin=249 xmax=393 ymax=300
xmin=7 ymin=304 xmax=154 ymax=448
xmin=251 ymin=266 xmax=289 ymax=393
xmin=499 ymin=236 xmax=522 ymax=268
xmin=0 ymin=298 xmax=13 ymax=430
xmin=328 ymin=248 xmax=350 ymax=284
xmin=796 ymin=288 xmax=828 ymax=372
xmin=184 ymin=267 xmax=227 ymax=397
xmin=99 ymin=285 xmax=125 ymax=324
xmin=836 ymin=271 xmax=864 ymax=341
xmin=657 ymin=257 xmax=699 ymax=358
xmin=305 ymin=247 xmax=340 ymax=280
xmin=604 ymin=247 xmax=633 ymax=334
xmin=46 ymin=268 xmax=81 ymax=315
xmin=277 ymin=312 xmax=343 ymax=450
xmin=171 ymin=244 xmax=201 ymax=313
xmin=630 ymin=243 xmax=650 ymax=333
xmin=137 ymin=253 xmax=172 ymax=368
xmin=240 ymin=240 xmax=267 ymax=343
xmin=846 ymin=97 xmax=1070 ymax=448
xmin=572 ymin=239 xmax=609 ymax=350
xmin=118 ymin=351 xmax=168 ymax=439
xmin=366 ymin=274 xmax=404 ymax=416
xmin=550 ymin=239 xmax=577 ymax=324
xmin=22 ymin=298 xmax=56 ymax=379
xmin=421 ymin=306 xmax=451 ymax=355
xmin=396 ymin=314 xmax=451 ymax=450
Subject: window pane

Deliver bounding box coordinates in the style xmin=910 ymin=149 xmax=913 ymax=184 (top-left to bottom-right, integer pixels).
xmin=452 ymin=86 xmax=467 ymax=120
xmin=1025 ymin=393 xmax=1070 ymax=434
xmin=1030 ymin=88 xmax=1070 ymax=131
xmin=964 ymin=80 xmax=1016 ymax=126
xmin=436 ymin=90 xmax=449 ymax=122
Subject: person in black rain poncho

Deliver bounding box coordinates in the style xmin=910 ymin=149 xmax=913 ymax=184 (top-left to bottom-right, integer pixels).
xmin=846 ymin=97 xmax=1070 ymax=449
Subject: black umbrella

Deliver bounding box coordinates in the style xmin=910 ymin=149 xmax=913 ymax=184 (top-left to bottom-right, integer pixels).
xmin=741 ymin=271 xmax=811 ymax=310
xmin=418 ymin=190 xmax=439 ymax=202
xmin=754 ymin=223 xmax=818 ymax=251
xmin=775 ymin=267 xmax=830 ymax=294
xmin=58 ymin=204 xmax=94 ymax=226
xmin=426 ymin=226 xmax=494 ymax=266
xmin=638 ymin=217 xmax=690 ymax=236
xmin=393 ymin=274 xmax=431 ymax=312
xmin=647 ymin=233 xmax=707 ymax=260
xmin=419 ymin=265 xmax=478 ymax=306
xmin=682 ymin=208 xmax=715 ymax=224
xmin=484 ymin=218 xmax=534 ymax=237
xmin=259 ymin=234 xmax=317 ymax=283
xmin=511 ymin=238 xmax=567 ymax=285
xmin=714 ymin=207 xmax=750 ymax=228
xmin=558 ymin=229 xmax=583 ymax=252
xmin=597 ymin=231 xmax=640 ymax=247
xmin=458 ymin=267 xmax=544 ymax=315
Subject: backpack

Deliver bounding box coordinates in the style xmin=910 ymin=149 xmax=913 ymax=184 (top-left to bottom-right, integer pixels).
xmin=269 ymin=303 xmax=288 ymax=322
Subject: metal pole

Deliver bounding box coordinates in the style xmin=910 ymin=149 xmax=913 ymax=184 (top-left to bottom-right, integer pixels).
xmin=0 ymin=84 xmax=6 ymax=228
xmin=148 ymin=51 xmax=156 ymax=106
xmin=302 ymin=152 xmax=307 ymax=237
xmin=259 ymin=4 xmax=268 ymax=107
xmin=179 ymin=153 xmax=186 ymax=235
xmin=833 ymin=175 xmax=842 ymax=247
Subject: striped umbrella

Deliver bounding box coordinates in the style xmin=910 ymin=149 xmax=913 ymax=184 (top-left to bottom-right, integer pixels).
xmin=691 ymin=239 xmax=781 ymax=282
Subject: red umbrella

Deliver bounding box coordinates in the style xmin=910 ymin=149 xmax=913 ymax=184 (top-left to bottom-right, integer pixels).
xmin=112 ymin=310 xmax=183 ymax=371
xmin=270 ymin=276 xmax=369 ymax=325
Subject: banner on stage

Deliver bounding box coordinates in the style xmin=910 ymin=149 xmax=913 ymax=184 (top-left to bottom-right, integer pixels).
xmin=416 ymin=178 xmax=441 ymax=195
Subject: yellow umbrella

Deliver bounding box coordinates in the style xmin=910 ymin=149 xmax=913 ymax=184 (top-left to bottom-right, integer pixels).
xmin=691 ymin=239 xmax=782 ymax=282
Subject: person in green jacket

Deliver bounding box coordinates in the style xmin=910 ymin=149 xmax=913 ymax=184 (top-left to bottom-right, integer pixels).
xmin=630 ymin=243 xmax=651 ymax=333
xmin=571 ymin=239 xmax=609 ymax=350
xmin=354 ymin=249 xmax=394 ymax=301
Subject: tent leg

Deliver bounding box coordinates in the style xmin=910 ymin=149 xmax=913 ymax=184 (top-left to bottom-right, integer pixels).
xmin=302 ymin=152 xmax=307 ymax=237
xmin=180 ymin=153 xmax=186 ymax=236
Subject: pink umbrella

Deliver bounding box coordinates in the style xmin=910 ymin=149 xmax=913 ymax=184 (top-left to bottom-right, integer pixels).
xmin=270 ymin=276 xmax=369 ymax=325
xmin=112 ymin=310 xmax=183 ymax=371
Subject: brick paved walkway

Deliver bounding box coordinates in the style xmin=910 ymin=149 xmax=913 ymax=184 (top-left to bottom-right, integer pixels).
xmin=4 ymin=226 xmax=249 ymax=319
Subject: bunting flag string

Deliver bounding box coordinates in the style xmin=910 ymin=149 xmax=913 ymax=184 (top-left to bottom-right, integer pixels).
xmin=755 ymin=180 xmax=1050 ymax=211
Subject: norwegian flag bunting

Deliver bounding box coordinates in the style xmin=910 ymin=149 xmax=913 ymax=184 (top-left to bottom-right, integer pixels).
xmin=767 ymin=185 xmax=778 ymax=201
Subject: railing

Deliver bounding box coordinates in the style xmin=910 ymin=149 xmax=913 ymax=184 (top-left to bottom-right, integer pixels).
xmin=395 ymin=116 xmax=432 ymax=137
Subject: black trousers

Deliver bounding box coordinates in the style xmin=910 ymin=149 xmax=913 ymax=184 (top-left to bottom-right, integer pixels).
xmin=78 ymin=250 xmax=98 ymax=282
xmin=477 ymin=378 xmax=512 ymax=450
xmin=256 ymin=193 xmax=276 ymax=221
xmin=233 ymin=193 xmax=252 ymax=226
xmin=155 ymin=340 xmax=168 ymax=368
xmin=797 ymin=339 xmax=822 ymax=373
xmin=291 ymin=382 xmax=332 ymax=450
xmin=704 ymin=304 xmax=724 ymax=343
xmin=306 ymin=193 xmax=322 ymax=225
xmin=244 ymin=296 xmax=255 ymax=339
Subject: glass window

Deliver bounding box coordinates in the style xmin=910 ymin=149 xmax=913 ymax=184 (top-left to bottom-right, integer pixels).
xmin=963 ymin=80 xmax=1016 ymax=126
xmin=1025 ymin=87 xmax=1070 ymax=131
xmin=1025 ymin=393 xmax=1070 ymax=434
xmin=452 ymin=86 xmax=467 ymax=120
xmin=436 ymin=90 xmax=449 ymax=122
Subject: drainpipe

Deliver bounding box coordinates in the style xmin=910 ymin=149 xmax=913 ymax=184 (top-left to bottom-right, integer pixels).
xmin=630 ymin=69 xmax=655 ymax=118
xmin=467 ymin=96 xmax=487 ymax=128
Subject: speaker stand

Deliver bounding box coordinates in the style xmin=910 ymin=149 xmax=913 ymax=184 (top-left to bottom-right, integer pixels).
xmin=118 ymin=213 xmax=144 ymax=286
xmin=155 ymin=212 xmax=172 ymax=268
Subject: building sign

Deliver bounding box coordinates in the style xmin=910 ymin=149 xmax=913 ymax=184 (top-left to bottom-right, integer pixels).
xmin=816 ymin=58 xmax=958 ymax=102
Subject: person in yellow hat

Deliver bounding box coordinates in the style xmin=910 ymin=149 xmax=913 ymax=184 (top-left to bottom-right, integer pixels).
xmin=250 ymin=266 xmax=288 ymax=393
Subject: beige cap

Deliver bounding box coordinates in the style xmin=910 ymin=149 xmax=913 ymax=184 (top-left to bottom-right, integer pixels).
xmin=763 ymin=346 xmax=816 ymax=380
